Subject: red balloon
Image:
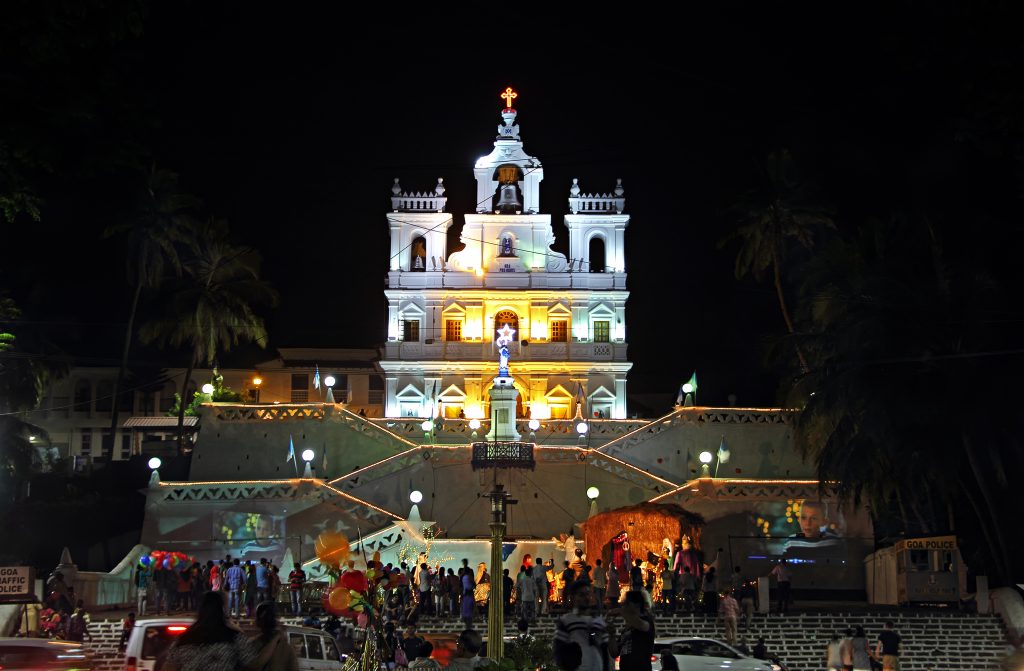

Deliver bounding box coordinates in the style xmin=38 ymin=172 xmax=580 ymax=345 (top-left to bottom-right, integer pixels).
xmin=340 ymin=570 xmax=368 ymax=592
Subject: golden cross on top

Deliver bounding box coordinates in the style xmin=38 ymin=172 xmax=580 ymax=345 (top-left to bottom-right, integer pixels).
xmin=501 ymin=87 xmax=518 ymax=108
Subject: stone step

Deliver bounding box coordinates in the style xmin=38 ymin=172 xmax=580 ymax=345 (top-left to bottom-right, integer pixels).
xmin=75 ymin=610 xmax=1009 ymax=671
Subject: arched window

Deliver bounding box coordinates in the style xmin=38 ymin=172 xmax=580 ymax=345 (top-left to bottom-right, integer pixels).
xmin=410 ymin=236 xmax=427 ymax=271
xmin=494 ymin=310 xmax=519 ymax=344
xmin=588 ymin=236 xmax=606 ymax=273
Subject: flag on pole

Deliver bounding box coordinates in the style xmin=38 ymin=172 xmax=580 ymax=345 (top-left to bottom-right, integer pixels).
xmin=321 ymin=448 xmax=328 ymax=474
xmin=687 ymin=371 xmax=698 ymax=394
xmin=675 ymin=385 xmax=684 ymax=406
xmin=313 ymin=365 xmax=321 ymax=390
xmin=286 ymin=435 xmax=298 ymax=475
xmin=717 ymin=435 xmax=730 ymax=463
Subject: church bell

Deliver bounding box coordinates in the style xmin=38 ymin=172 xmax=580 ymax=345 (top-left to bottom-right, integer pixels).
xmin=494 ymin=184 xmax=522 ymax=214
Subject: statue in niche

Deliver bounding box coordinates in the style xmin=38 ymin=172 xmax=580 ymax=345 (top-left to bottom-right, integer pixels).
xmin=499 ymin=236 xmax=515 ymax=257
xmin=412 ymin=238 xmax=426 ymax=270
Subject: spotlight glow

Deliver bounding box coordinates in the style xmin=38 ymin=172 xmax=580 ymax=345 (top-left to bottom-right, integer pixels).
xmin=699 ymin=451 xmax=713 ymax=464
xmin=682 ymin=383 xmax=694 ymax=394
xmin=201 ymin=383 xmax=214 ymax=395
xmin=410 ymin=490 xmax=423 ymax=504
xmin=301 ymin=449 xmax=315 ymax=462
xmin=148 ymin=457 xmax=162 ymax=470
xmin=528 ymin=419 xmax=540 ymax=431
xmin=576 ymin=422 xmax=589 ymax=435
xmin=469 ymin=418 xmax=481 ymax=430
xmin=324 ymin=375 xmax=336 ymax=388
xmin=421 ymin=420 xmax=433 ymax=432
xmin=586 ymin=486 xmax=600 ymax=500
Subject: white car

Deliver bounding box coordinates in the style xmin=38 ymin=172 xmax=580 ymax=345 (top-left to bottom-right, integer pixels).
xmin=123 ymin=616 xmax=344 ymax=671
xmin=651 ymin=636 xmax=784 ymax=671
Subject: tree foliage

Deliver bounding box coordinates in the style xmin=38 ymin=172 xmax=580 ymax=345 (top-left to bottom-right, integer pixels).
xmin=786 ymin=216 xmax=1024 ymax=582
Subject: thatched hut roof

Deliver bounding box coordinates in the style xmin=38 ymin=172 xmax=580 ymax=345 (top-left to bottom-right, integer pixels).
xmin=580 ymin=502 xmax=705 ymax=571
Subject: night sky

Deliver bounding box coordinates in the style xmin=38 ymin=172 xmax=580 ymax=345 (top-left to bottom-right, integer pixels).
xmin=3 ymin=3 xmax=1023 ymax=409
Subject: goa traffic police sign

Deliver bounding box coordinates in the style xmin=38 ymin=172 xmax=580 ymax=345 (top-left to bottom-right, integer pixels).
xmin=0 ymin=566 xmax=35 ymax=603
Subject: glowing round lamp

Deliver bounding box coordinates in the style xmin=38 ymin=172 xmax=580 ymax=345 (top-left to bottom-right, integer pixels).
xmin=576 ymin=422 xmax=589 ymax=435
xmin=252 ymin=376 xmax=263 ymax=386
xmin=469 ymin=418 xmax=481 ymax=430
xmin=586 ymin=486 xmax=600 ymax=500
xmin=409 ymin=490 xmax=423 ymax=504
xmin=301 ymin=449 xmax=315 ymax=463
xmin=699 ymin=451 xmax=713 ymax=464
xmin=682 ymin=383 xmax=694 ymax=394
xmin=528 ymin=419 xmax=540 ymax=431
xmin=324 ymin=375 xmax=336 ymax=388
xmin=420 ymin=420 xmax=433 ymax=432
xmin=148 ymin=457 xmax=162 ymax=470
xmin=201 ymin=383 xmax=214 ymax=395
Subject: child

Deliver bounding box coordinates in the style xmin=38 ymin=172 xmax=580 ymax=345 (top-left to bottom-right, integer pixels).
xmin=119 ymin=612 xmax=136 ymax=652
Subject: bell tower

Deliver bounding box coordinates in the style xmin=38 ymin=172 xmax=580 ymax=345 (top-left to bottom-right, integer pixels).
xmin=382 ymin=87 xmax=632 ymax=421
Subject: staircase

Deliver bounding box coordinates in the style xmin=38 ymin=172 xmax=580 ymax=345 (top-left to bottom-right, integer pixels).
xmin=410 ymin=610 xmax=1008 ymax=671
xmin=81 ymin=609 xmax=1009 ymax=671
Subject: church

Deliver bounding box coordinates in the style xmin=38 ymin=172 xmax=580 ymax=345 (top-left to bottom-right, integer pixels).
xmin=381 ymin=87 xmax=629 ymax=421
xmin=137 ymin=89 xmax=872 ymax=599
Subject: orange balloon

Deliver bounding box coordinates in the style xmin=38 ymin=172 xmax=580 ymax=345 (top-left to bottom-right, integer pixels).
xmin=328 ymin=585 xmax=350 ymax=612
xmin=315 ymin=532 xmax=351 ymax=569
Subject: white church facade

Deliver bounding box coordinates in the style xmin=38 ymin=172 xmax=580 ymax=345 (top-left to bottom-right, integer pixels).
xmin=381 ymin=89 xmax=631 ymax=420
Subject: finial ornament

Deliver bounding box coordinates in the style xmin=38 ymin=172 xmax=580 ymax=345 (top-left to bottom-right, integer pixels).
xmin=501 ymin=87 xmax=518 ymax=109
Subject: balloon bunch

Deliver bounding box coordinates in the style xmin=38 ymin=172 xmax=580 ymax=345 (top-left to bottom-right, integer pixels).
xmin=139 ymin=550 xmax=194 ymax=571
xmin=315 ymin=531 xmax=396 ymax=625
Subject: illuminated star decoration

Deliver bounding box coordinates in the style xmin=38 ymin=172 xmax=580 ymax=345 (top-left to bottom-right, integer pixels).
xmin=496 ymin=324 xmax=516 ymax=348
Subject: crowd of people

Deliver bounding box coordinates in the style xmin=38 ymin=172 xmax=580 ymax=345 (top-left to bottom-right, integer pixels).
xmin=38 ymin=546 xmax=904 ymax=671
xmin=131 ymin=554 xmax=305 ymax=618
xmin=39 ymin=571 xmax=93 ymax=643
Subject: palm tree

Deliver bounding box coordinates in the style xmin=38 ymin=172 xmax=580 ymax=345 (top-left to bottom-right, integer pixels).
xmin=0 ymin=296 xmax=65 ymax=501
xmin=104 ymin=166 xmax=200 ymax=450
xmin=786 ymin=217 xmax=1021 ymax=583
xmin=720 ymin=150 xmax=834 ymax=372
xmin=139 ymin=219 xmax=279 ymax=453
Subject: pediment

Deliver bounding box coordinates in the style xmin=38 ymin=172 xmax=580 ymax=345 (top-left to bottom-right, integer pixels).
xmin=438 ymin=384 xmax=466 ymax=400
xmin=545 ymin=384 xmax=574 ymax=400
xmin=396 ymin=384 xmax=425 ymax=399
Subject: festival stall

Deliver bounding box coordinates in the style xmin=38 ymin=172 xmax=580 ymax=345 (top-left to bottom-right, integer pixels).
xmin=580 ymin=502 xmax=704 ymax=585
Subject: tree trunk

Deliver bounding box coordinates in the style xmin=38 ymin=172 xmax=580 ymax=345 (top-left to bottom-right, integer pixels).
xmin=109 ymin=281 xmax=144 ymax=450
xmin=960 ymin=482 xmax=1009 ymax=582
xmin=962 ymin=431 xmax=1012 ymax=583
xmin=176 ymin=357 xmax=195 ymax=457
xmin=894 ymin=490 xmax=912 ymax=534
xmin=772 ymin=252 xmax=809 ymax=373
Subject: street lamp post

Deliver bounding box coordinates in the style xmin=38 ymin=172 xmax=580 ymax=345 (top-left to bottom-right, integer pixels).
xmin=301 ymin=448 xmax=315 ymax=478
xmin=487 ymin=484 xmax=516 ymax=661
xmin=252 ymin=375 xmax=262 ymax=403
xmin=699 ymin=450 xmax=713 ymax=477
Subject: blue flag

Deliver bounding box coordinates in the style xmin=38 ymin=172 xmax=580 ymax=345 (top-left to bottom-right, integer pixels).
xmin=313 ymin=365 xmax=321 ymax=390
xmin=286 ymin=435 xmax=295 ymax=463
